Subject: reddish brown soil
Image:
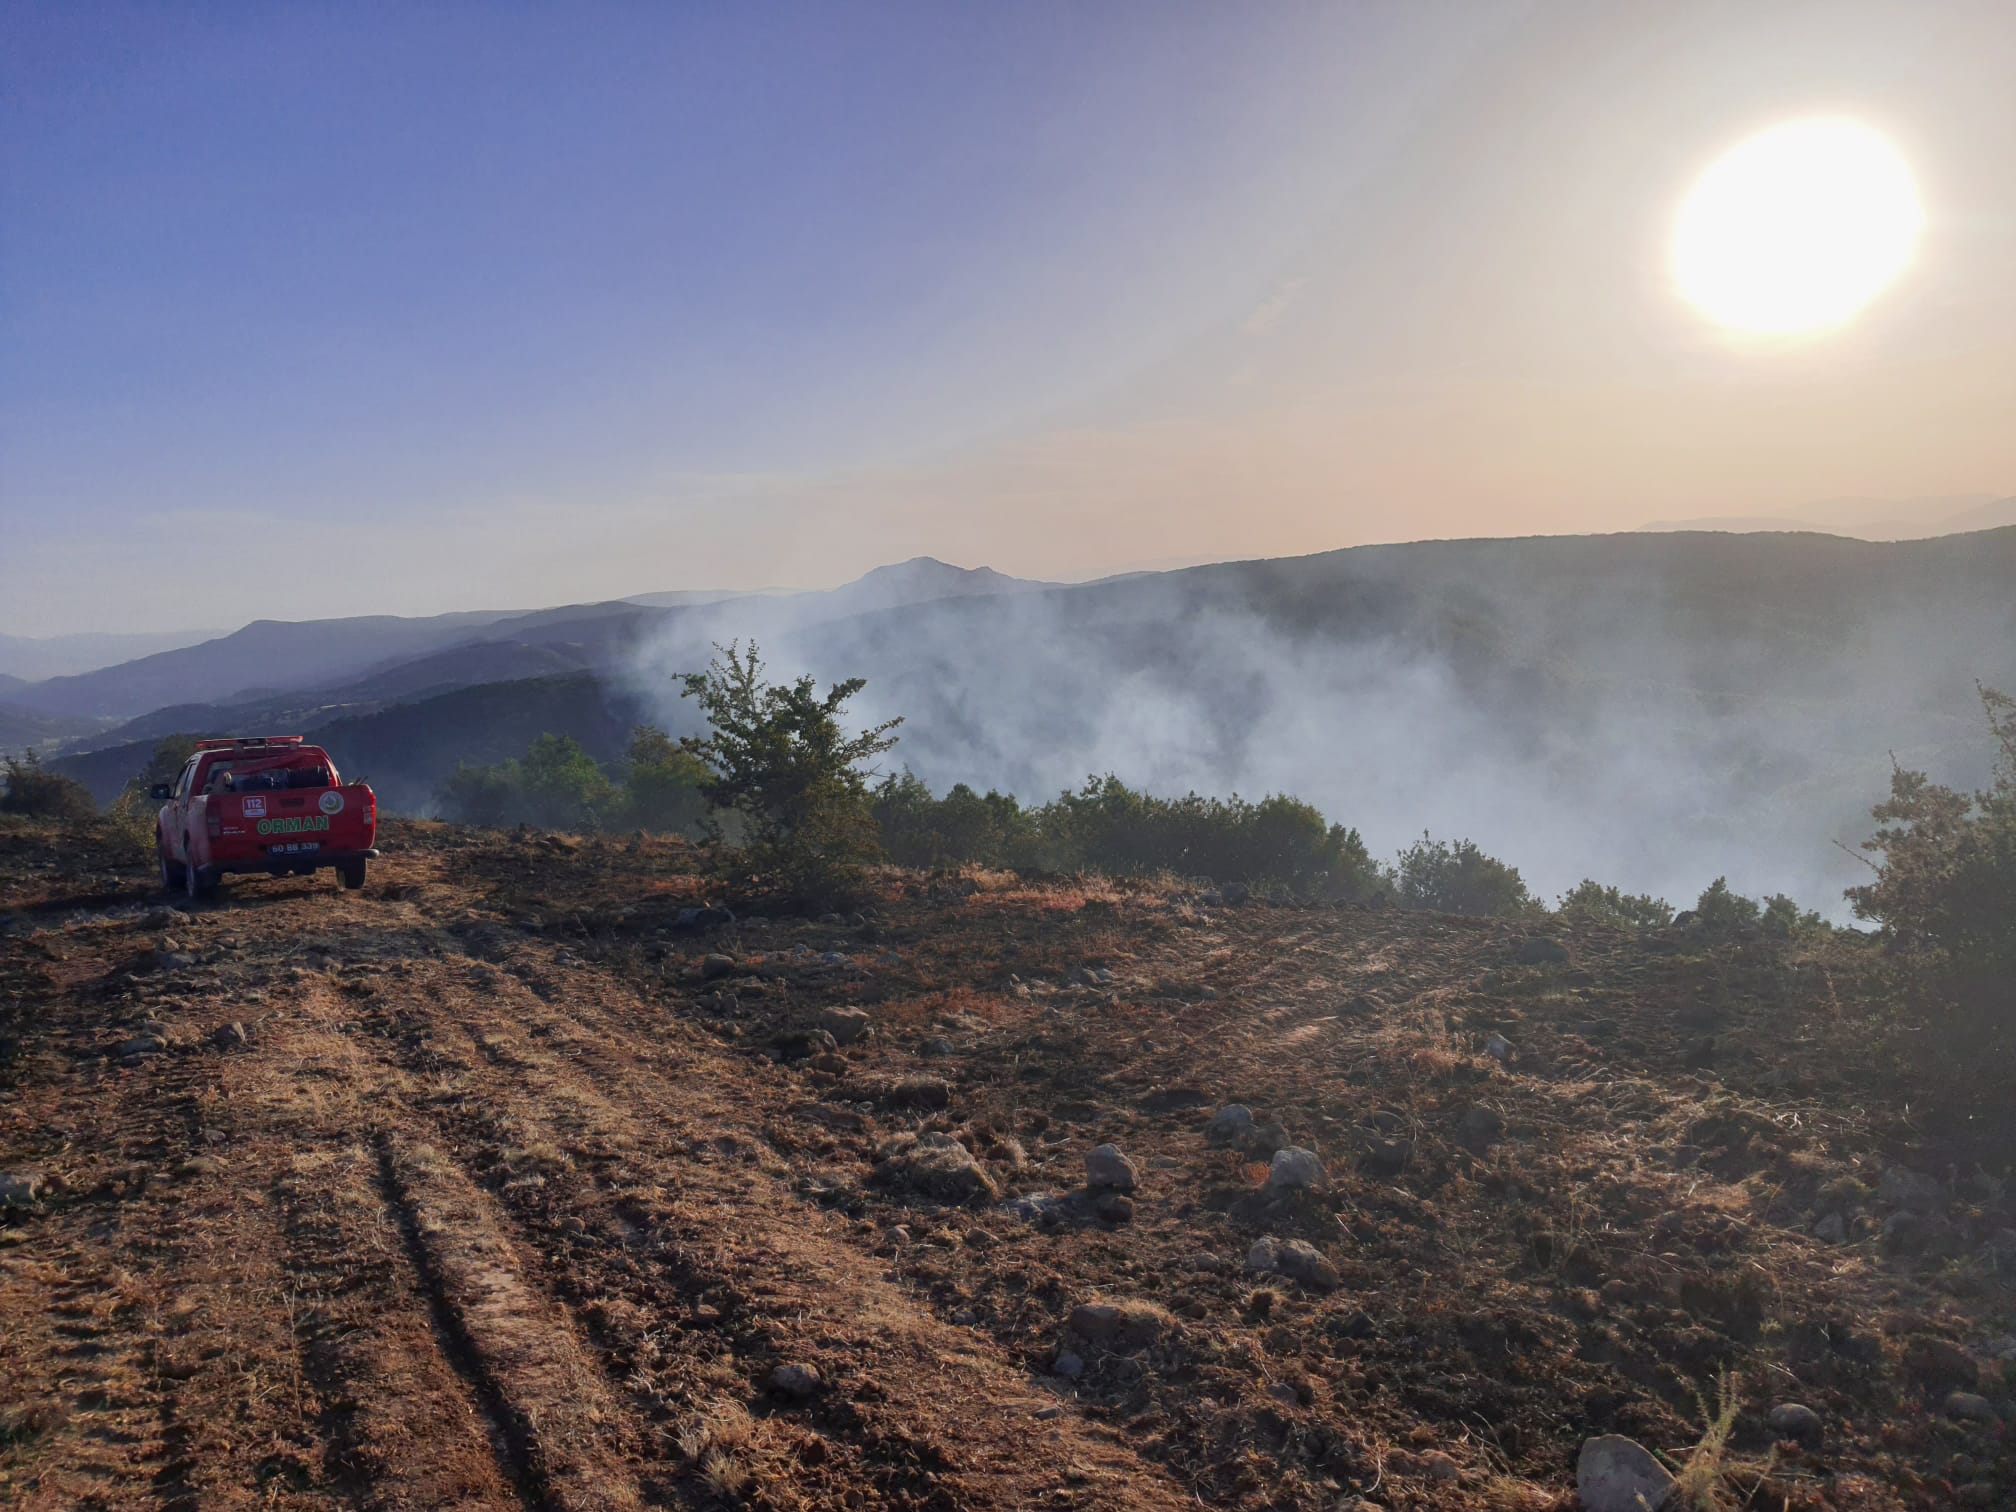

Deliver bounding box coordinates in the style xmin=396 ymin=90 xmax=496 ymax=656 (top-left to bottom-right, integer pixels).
xmin=1 ymin=818 xmax=2010 ymax=1510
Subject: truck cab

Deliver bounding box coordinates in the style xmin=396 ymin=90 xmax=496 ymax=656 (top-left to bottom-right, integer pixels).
xmin=154 ymin=736 xmax=378 ymax=899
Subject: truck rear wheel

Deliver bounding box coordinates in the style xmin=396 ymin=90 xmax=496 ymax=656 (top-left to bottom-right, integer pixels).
xmin=183 ymin=840 xmax=215 ymax=900
xmin=338 ymin=859 xmax=367 ymax=891
xmin=159 ymin=840 xmax=185 ymax=892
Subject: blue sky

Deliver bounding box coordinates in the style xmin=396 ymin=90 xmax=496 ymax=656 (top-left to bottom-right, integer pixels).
xmin=5 ymin=2 xmax=2013 ymax=633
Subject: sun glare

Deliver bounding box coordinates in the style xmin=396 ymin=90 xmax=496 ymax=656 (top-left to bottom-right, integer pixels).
xmin=1671 ymin=119 xmax=1921 ymax=336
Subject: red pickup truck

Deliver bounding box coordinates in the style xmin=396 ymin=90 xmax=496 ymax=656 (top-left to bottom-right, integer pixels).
xmin=153 ymin=736 xmax=378 ymax=899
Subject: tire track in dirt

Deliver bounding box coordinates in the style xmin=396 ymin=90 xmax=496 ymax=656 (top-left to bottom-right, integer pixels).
xmin=364 ymin=943 xmax=1188 ymax=1510
xmin=271 ymin=1139 xmax=527 ymax=1512
xmin=373 ymin=1132 xmax=646 ymax=1512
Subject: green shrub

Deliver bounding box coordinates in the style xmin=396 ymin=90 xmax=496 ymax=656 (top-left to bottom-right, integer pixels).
xmin=1847 ymin=685 xmax=2016 ymax=1049
xmin=1391 ymin=833 xmax=1531 ymax=917
xmin=0 ymin=751 xmax=98 ymax=823
xmin=1557 ymin=879 xmax=1674 ymax=928
xmin=677 ymin=642 xmax=901 ymax=904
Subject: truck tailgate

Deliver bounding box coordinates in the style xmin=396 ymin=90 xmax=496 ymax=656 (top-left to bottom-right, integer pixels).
xmin=213 ymin=785 xmax=376 ymax=857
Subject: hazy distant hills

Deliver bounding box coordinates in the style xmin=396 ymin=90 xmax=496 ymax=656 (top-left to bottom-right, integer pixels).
xmin=0 ymin=627 xmax=224 ymax=683
xmin=1639 ymin=494 xmax=2016 ymax=539
xmin=35 ymin=531 xmax=2016 ymax=910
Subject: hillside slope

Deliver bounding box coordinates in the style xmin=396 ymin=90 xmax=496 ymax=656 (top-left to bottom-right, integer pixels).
xmin=0 ymin=822 xmax=2009 ymax=1509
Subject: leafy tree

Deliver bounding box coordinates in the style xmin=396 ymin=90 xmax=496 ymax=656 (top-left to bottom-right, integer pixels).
xmin=1392 ymin=833 xmax=1531 ymax=917
xmin=438 ymin=759 xmax=518 ymax=827
xmin=1557 ymin=879 xmax=1674 ymax=928
xmin=618 ymin=725 xmax=711 ymax=835
xmin=104 ymin=735 xmax=205 ymax=846
xmin=0 ymin=750 xmax=97 ymax=822
xmin=1848 ymin=684 xmax=2016 ymax=1048
xmin=517 ymin=733 xmax=616 ymax=831
xmin=678 ymin=642 xmax=901 ymax=901
xmin=1690 ymin=876 xmax=1762 ymax=933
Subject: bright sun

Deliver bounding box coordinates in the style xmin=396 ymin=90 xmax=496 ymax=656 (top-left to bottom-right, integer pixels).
xmin=1672 ymin=119 xmax=1922 ymax=335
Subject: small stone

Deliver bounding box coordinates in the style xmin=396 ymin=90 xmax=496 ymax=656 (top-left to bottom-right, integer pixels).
xmin=1084 ymin=1144 xmax=1137 ymax=1193
xmin=1274 ymin=1239 xmax=1340 ymax=1290
xmin=1052 ymin=1350 xmax=1084 ymax=1380
xmin=1811 ymin=1212 xmax=1849 ymax=1245
xmin=1204 ymin=1105 xmax=1254 ymax=1144
xmin=1768 ymin=1402 xmax=1823 ymax=1442
xmin=1238 ymin=1121 xmax=1292 ymax=1158
xmin=1067 ymin=1300 xmax=1171 ymax=1349
xmin=767 ymin=1362 xmax=822 ymax=1400
xmin=209 ymin=1021 xmax=248 ymax=1050
xmin=1266 ymin=1147 xmax=1325 ymax=1191
xmin=1514 ymin=936 xmax=1568 ymax=965
xmin=772 ymin=1028 xmax=837 ymax=1061
xmin=813 ymin=1006 xmax=873 ymax=1044
xmin=1882 ymin=1209 xmax=1926 ymax=1252
xmin=1945 ymin=1391 xmax=1998 ymax=1423
xmin=1268 ymin=1381 xmax=1299 ymax=1406
xmin=699 ymin=953 xmax=738 ymax=980
xmin=1457 ymin=1104 xmax=1505 ymax=1148
xmin=1419 ymin=1450 xmax=1460 ymax=1482
xmin=115 ymin=1034 xmax=168 ymax=1059
xmin=918 ymin=1036 xmax=956 ymax=1058
xmin=1576 ymin=1435 xmax=1675 ymax=1512
xmin=1091 ymin=1192 xmax=1134 ymax=1224
xmin=1485 ymin=1033 xmax=1514 ymax=1062
xmin=0 ymin=1171 xmax=45 ymax=1207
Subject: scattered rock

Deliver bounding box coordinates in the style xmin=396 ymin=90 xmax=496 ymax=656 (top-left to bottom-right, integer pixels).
xmin=209 ymin=1021 xmax=248 ymax=1050
xmin=917 ymin=1036 xmax=956 ymax=1058
xmin=1769 ymin=1402 xmax=1824 ymax=1442
xmin=1575 ymin=1434 xmax=1675 ymax=1512
xmin=1945 ymin=1391 xmax=1998 ymax=1423
xmin=1052 ymin=1350 xmax=1085 ymax=1380
xmin=1091 ymin=1192 xmax=1135 ymax=1224
xmin=1205 ymin=1105 xmax=1255 ymax=1144
xmin=1360 ymin=1136 xmax=1412 ymax=1176
xmin=1882 ymin=1209 xmax=1928 ymax=1253
xmin=1811 ymin=1212 xmax=1849 ymax=1245
xmin=1067 ymin=1300 xmax=1173 ymax=1350
xmin=767 ymin=1362 xmax=822 ymax=1400
xmin=1419 ymin=1450 xmax=1460 ymax=1483
xmin=1485 ymin=1033 xmax=1514 ymax=1063
xmin=813 ymin=1006 xmax=873 ymax=1045
xmin=0 ymin=1171 xmax=45 ymax=1207
xmin=872 ymin=1131 xmax=998 ymax=1204
xmin=773 ymin=1028 xmax=838 ymax=1061
xmin=699 ymin=953 xmax=738 ymax=980
xmin=844 ymin=1075 xmax=953 ymax=1110
xmin=1267 ymin=1147 xmax=1326 ymax=1192
xmin=1514 ymin=936 xmax=1568 ymax=965
xmin=1457 ymin=1104 xmax=1505 ymax=1148
xmin=1084 ymin=1144 xmax=1138 ymax=1193
xmin=1248 ymin=1236 xmax=1340 ymax=1290
xmin=114 ymin=1034 xmax=168 ymax=1059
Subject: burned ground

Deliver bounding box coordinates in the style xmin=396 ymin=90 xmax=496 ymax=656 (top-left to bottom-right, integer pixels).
xmin=1 ymin=819 xmax=2011 ymax=1509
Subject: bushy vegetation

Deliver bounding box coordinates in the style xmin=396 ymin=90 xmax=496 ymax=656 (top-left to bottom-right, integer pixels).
xmin=873 ymin=771 xmax=1382 ymax=898
xmin=676 ymin=643 xmax=901 ymax=904
xmin=0 ymin=751 xmax=98 ymax=822
xmin=436 ymin=728 xmax=708 ymax=834
xmin=1847 ymin=685 xmax=2016 ymax=1048
xmin=1391 ymin=833 xmax=1532 ymax=917
xmin=1557 ymin=878 xmax=1674 ymax=928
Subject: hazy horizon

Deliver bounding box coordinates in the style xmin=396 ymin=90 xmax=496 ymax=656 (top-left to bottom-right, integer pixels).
xmin=8 ymin=2 xmax=2016 ymax=636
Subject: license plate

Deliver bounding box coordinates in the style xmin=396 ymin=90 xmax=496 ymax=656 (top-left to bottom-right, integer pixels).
xmin=270 ymin=841 xmax=321 ymax=855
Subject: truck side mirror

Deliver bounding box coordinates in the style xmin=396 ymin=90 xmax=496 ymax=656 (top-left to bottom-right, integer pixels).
xmin=150 ymin=784 xmax=174 ymax=801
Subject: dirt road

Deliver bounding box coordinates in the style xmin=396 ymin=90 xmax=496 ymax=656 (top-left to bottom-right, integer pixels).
xmin=2 ymin=821 xmax=2010 ymax=1509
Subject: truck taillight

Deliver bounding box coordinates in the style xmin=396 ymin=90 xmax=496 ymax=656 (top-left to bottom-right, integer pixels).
xmin=206 ymin=809 xmax=223 ymax=838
